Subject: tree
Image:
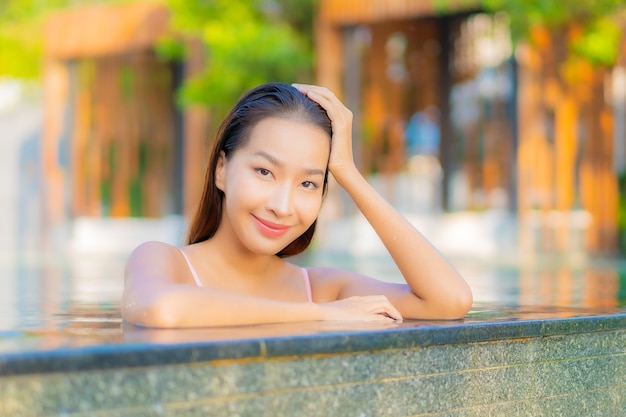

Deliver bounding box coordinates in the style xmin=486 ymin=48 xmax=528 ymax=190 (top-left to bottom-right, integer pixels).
xmin=481 ymin=0 xmax=626 ymax=253
xmin=0 ymin=0 xmax=132 ymax=78
xmin=161 ymin=0 xmax=318 ymax=114
xmin=1 ymin=0 xmax=318 ymax=115
xmin=481 ymin=0 xmax=624 ymax=66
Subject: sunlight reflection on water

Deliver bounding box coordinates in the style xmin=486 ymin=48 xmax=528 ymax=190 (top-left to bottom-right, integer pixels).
xmin=1 ymin=237 xmax=625 ymax=331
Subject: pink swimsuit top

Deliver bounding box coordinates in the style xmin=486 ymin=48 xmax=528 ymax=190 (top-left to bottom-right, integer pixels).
xmin=179 ymin=250 xmax=313 ymax=303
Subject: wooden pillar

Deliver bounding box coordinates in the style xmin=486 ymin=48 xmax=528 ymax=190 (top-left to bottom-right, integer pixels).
xmin=506 ymin=56 xmax=519 ymax=213
xmin=583 ymin=68 xmax=617 ymax=252
xmin=516 ymin=28 xmax=553 ymax=253
xmin=438 ymin=16 xmax=453 ymax=211
xmin=41 ymin=58 xmax=70 ymax=245
xmin=342 ymin=26 xmax=364 ymax=169
xmin=183 ymin=39 xmax=211 ymax=220
xmin=553 ymin=95 xmax=578 ymax=250
xmin=315 ymin=20 xmax=343 ymax=96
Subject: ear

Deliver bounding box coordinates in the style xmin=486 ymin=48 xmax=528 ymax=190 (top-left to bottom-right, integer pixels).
xmin=215 ymin=151 xmax=226 ymax=192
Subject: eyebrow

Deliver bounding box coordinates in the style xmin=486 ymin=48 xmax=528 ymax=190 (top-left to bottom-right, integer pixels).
xmin=253 ymin=151 xmax=325 ymax=176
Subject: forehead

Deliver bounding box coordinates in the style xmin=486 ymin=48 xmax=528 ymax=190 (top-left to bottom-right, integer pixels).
xmin=248 ymin=115 xmax=329 ymax=138
xmin=241 ymin=116 xmax=330 ymax=162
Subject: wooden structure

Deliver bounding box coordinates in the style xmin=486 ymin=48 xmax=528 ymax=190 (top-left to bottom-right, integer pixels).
xmin=317 ymin=0 xmax=626 ymax=254
xmin=516 ymin=27 xmax=620 ymax=253
xmin=42 ymin=0 xmax=626 ymax=253
xmin=43 ymin=2 xmax=208 ymax=225
xmin=316 ymin=0 xmax=515 ymax=212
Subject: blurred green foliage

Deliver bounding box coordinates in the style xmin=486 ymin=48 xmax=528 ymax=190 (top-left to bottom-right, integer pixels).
xmin=481 ymin=0 xmax=625 ymax=66
xmin=162 ymin=0 xmax=318 ymax=114
xmin=0 ymin=0 xmax=318 ymax=115
xmin=0 ymin=0 xmax=132 ymax=78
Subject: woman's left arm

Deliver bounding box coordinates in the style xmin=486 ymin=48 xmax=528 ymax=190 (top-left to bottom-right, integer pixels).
xmin=294 ymin=84 xmax=473 ymax=320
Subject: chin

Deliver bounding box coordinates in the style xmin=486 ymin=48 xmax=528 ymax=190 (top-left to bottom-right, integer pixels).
xmin=248 ymin=227 xmax=305 ymax=254
xmin=242 ymin=239 xmax=292 ymax=257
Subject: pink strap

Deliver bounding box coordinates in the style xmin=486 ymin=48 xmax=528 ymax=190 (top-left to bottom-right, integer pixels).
xmin=302 ymin=268 xmax=313 ymax=302
xmin=180 ymin=251 xmax=310 ymax=301
xmin=180 ymin=250 xmax=203 ymax=287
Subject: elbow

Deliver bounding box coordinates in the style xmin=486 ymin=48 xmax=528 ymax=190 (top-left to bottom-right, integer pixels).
xmin=444 ymin=285 xmax=473 ymax=320
xmin=142 ymin=302 xmax=180 ymax=328
xmin=122 ymin=294 xmax=181 ymax=328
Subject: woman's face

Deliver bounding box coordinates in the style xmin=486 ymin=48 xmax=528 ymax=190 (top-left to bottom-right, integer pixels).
xmin=215 ymin=116 xmax=330 ymax=256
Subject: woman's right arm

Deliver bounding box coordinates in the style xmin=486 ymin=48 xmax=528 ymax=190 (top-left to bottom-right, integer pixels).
xmin=122 ymin=242 xmax=400 ymax=328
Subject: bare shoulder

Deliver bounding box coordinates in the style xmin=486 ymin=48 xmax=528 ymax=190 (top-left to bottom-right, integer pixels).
xmin=305 ymin=266 xmax=410 ymax=302
xmin=304 ymin=266 xmax=363 ymax=302
xmin=305 ymin=266 xmax=355 ymax=281
xmin=128 ymin=240 xmax=179 ymax=257
xmin=125 ymin=241 xmax=187 ymax=285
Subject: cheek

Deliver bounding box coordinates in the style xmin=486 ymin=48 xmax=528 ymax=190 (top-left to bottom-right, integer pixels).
xmin=223 ymin=163 xmax=261 ymax=199
xmin=226 ymin=176 xmax=264 ymax=209
xmin=298 ymin=193 xmax=323 ymax=222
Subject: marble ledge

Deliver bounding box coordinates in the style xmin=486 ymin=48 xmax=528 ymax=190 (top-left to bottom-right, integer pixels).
xmin=0 ymin=304 xmax=625 ymax=377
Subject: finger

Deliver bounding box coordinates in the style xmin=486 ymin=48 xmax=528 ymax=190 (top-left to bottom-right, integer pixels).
xmin=332 ymin=305 xmax=394 ymax=323
xmin=292 ymin=84 xmax=343 ymax=113
xmin=370 ymin=305 xmax=403 ymax=321
xmin=292 ymin=83 xmax=332 ymax=96
xmin=305 ymin=97 xmax=348 ymax=136
xmin=292 ymin=88 xmax=354 ymax=135
xmin=345 ymin=299 xmax=402 ymax=322
xmin=380 ymin=310 xmax=404 ymax=322
xmin=292 ymin=83 xmax=313 ymax=90
xmin=367 ymin=313 xmax=396 ymax=323
xmin=384 ymin=303 xmax=403 ymax=321
xmin=302 ymin=89 xmax=341 ymax=116
xmin=364 ymin=297 xmax=403 ymax=321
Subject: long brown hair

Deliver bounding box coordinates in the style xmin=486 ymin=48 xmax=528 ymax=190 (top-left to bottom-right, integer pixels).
xmin=187 ymin=83 xmax=332 ymax=257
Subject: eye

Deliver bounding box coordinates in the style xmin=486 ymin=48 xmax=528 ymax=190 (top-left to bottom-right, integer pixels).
xmin=255 ymin=168 xmax=272 ymax=178
xmin=301 ymin=181 xmax=319 ymax=190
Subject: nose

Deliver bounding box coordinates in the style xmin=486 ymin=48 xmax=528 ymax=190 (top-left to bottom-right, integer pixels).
xmin=266 ymin=183 xmax=294 ymax=217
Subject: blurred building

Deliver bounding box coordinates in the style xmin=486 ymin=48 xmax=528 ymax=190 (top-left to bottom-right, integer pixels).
xmin=42 ymin=2 xmax=208 ymax=230
xmin=316 ymin=0 xmax=514 ymax=209
xmin=40 ymin=0 xmax=626 ymax=255
xmin=316 ymin=0 xmax=626 ymax=254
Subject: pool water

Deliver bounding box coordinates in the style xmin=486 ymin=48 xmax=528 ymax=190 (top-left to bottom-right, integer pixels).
xmin=1 ymin=246 xmax=625 ymax=334
xmin=1 ymin=240 xmax=624 ymax=417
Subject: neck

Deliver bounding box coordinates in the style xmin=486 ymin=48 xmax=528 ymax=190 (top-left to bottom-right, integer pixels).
xmin=205 ymin=220 xmax=280 ymax=279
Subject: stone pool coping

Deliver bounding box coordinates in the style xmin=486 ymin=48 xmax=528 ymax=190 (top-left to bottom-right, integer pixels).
xmin=1 ymin=306 xmax=625 ymax=377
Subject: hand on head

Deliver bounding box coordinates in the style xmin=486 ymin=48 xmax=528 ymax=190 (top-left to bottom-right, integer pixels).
xmin=292 ymin=84 xmax=356 ymax=179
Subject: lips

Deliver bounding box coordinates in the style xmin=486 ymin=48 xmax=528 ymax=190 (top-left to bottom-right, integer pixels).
xmin=252 ymin=215 xmax=291 ymax=238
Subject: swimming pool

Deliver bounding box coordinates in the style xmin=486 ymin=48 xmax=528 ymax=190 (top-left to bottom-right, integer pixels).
xmin=1 ymin=219 xmax=625 ymax=416
xmin=2 ymin=243 xmax=624 ymax=332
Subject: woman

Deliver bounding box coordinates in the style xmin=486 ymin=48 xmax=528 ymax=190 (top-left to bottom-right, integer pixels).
xmin=122 ymin=83 xmax=472 ymax=328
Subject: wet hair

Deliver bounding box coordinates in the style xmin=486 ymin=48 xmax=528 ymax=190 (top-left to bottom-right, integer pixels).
xmin=186 ymin=82 xmax=332 ymax=257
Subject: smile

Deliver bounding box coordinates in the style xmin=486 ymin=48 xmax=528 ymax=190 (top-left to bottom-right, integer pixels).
xmin=252 ymin=215 xmax=291 ymax=237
